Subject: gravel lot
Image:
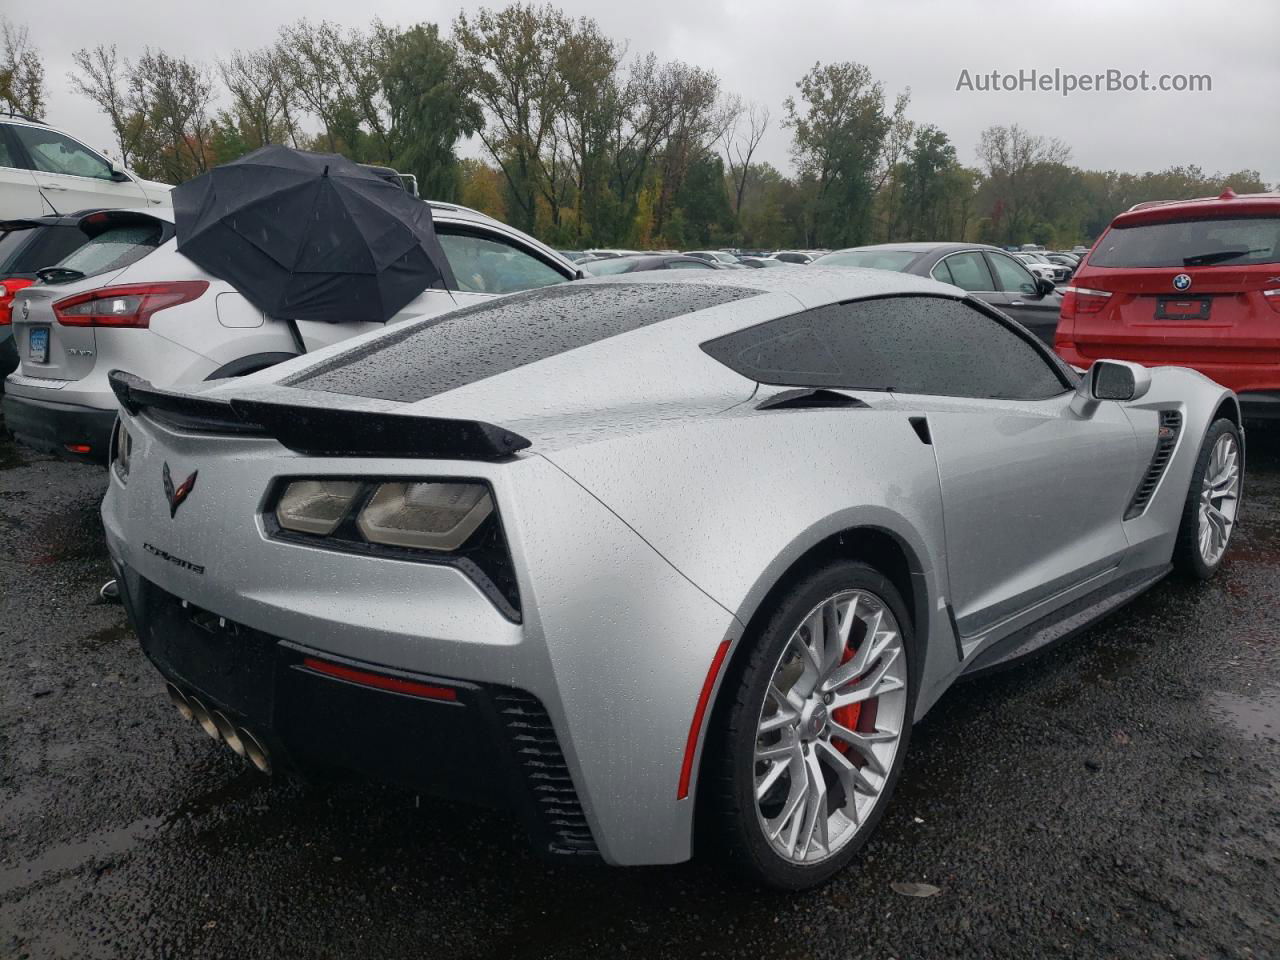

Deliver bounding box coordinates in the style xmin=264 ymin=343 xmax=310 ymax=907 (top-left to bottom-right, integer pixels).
xmin=1 ymin=419 xmax=1277 ymax=960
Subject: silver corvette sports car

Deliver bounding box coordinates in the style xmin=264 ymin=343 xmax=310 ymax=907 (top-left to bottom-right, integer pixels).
xmin=101 ymin=268 xmax=1243 ymax=889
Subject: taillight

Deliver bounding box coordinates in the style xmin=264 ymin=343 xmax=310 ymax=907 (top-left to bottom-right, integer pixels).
xmin=1264 ymin=289 xmax=1280 ymax=315
xmin=0 ymin=278 xmax=35 ymax=325
xmin=1060 ymin=285 xmax=1112 ymax=320
xmin=53 ymin=281 xmax=208 ymax=328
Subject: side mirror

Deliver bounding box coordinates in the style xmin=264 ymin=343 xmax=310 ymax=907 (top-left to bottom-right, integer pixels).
xmin=109 ymin=159 xmax=130 ymax=183
xmin=1090 ymin=359 xmax=1151 ymax=401
xmin=1035 ymin=276 xmax=1056 ymax=296
xmin=1071 ymin=359 xmax=1151 ymax=416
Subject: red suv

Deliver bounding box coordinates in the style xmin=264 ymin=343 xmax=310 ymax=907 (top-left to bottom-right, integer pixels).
xmin=1056 ymin=190 xmax=1280 ymax=419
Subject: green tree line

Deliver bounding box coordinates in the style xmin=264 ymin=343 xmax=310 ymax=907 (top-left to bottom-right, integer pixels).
xmin=3 ymin=9 xmax=1271 ymax=250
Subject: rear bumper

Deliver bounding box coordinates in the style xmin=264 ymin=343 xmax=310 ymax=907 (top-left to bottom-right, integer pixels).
xmin=113 ymin=559 xmax=598 ymax=858
xmin=1 ymin=392 xmax=115 ymax=462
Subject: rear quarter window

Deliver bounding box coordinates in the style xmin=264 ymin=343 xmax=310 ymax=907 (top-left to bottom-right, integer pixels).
xmin=1091 ymin=216 xmax=1280 ymax=268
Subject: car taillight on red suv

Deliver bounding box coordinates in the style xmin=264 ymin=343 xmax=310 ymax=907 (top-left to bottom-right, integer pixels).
xmin=53 ymin=281 xmax=209 ymax=328
xmin=1059 ymin=285 xmax=1112 ymax=320
xmin=0 ymin=278 xmax=35 ymax=325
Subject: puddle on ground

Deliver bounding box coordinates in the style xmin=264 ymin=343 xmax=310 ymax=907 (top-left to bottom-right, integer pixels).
xmin=1208 ymin=685 xmax=1280 ymax=741
xmin=81 ymin=622 xmax=132 ymax=649
xmin=18 ymin=503 xmax=107 ymax=565
xmin=0 ymin=816 xmax=166 ymax=897
xmin=0 ymin=442 xmax=27 ymax=470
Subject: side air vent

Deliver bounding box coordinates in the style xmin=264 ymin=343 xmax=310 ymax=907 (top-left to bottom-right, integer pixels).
xmin=1125 ymin=410 xmax=1182 ymax=520
xmin=494 ymin=691 xmax=598 ymax=857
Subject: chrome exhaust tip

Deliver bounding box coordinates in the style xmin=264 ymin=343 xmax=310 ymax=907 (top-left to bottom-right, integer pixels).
xmin=238 ymin=727 xmax=272 ymax=774
xmin=187 ymin=696 xmax=220 ymax=740
xmin=166 ymin=682 xmax=194 ymax=722
xmin=211 ymin=711 xmax=246 ymax=756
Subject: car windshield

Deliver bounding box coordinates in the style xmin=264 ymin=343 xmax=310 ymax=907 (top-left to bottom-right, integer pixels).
xmin=813 ymin=250 xmax=918 ymax=271
xmin=584 ymin=257 xmax=639 ymax=276
xmin=55 ymin=223 xmax=165 ymax=280
xmin=1091 ymin=216 xmax=1280 ymax=268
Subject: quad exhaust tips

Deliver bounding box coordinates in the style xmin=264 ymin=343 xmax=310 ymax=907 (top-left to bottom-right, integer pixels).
xmin=165 ymin=682 xmax=272 ymax=774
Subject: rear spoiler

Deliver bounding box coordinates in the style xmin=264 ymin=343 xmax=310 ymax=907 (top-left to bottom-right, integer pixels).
xmin=108 ymin=371 xmax=531 ymax=461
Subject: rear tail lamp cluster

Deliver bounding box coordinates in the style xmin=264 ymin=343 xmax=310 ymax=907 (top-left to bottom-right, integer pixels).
xmin=1059 ymin=285 xmax=1112 ymax=321
xmin=0 ymin=278 xmax=35 ymax=325
xmin=54 ymin=281 xmax=208 ymax=328
xmin=111 ymin=418 xmax=133 ymax=482
xmin=1264 ymin=289 xmax=1280 ymax=315
xmin=269 ymin=478 xmax=519 ymax=619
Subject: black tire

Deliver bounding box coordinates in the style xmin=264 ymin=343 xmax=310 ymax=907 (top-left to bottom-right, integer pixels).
xmin=706 ymin=560 xmax=915 ymax=890
xmin=1172 ymin=417 xmax=1242 ymax=580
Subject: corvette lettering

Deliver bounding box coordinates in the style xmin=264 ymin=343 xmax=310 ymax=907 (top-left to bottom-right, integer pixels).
xmin=143 ymin=542 xmax=205 ymax=575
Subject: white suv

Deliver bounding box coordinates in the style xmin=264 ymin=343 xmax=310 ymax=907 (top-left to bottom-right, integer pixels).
xmin=3 ymin=203 xmax=578 ymax=461
xmin=0 ymin=116 xmax=172 ymax=218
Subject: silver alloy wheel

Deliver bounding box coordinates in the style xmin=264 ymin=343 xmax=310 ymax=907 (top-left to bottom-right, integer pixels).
xmin=753 ymin=589 xmax=908 ymax=864
xmin=1198 ymin=431 xmax=1240 ymax=567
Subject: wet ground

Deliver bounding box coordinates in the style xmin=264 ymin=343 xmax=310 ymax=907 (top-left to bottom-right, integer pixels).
xmin=0 ymin=421 xmax=1277 ymax=960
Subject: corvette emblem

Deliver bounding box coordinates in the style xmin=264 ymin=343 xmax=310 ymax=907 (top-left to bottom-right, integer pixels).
xmin=1172 ymin=273 xmax=1192 ymax=291
xmin=162 ymin=463 xmax=198 ymax=518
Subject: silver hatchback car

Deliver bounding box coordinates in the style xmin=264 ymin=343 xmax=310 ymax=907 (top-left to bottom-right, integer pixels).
xmin=3 ymin=204 xmax=577 ymax=461
xmin=101 ymin=268 xmax=1242 ymax=888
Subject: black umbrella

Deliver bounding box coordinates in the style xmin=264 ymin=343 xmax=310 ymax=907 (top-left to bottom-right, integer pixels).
xmin=173 ymin=145 xmax=455 ymax=324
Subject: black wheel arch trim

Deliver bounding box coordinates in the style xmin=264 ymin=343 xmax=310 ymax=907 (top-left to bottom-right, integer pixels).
xmin=205 ymin=352 xmax=300 ymax=381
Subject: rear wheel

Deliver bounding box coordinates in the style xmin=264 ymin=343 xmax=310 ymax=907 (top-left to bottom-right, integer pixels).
xmin=1173 ymin=418 xmax=1242 ymax=579
xmin=709 ymin=561 xmax=914 ymax=889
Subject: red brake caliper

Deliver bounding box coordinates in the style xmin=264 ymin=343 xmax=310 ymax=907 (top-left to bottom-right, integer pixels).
xmin=831 ymin=644 xmax=862 ymax=755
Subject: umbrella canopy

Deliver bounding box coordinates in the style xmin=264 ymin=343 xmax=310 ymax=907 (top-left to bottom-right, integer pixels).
xmin=173 ymin=146 xmax=455 ymax=324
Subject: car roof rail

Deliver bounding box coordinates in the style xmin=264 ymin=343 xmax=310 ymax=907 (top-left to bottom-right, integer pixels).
xmin=2 ymin=109 xmax=46 ymax=124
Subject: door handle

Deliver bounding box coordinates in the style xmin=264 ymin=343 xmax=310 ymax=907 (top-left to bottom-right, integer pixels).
xmin=40 ymin=183 xmax=67 ymax=191
xmin=1009 ymin=300 xmax=1025 ymax=306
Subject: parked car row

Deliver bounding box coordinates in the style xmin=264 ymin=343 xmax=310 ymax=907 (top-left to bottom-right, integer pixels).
xmin=811 ymin=242 xmax=1063 ymax=345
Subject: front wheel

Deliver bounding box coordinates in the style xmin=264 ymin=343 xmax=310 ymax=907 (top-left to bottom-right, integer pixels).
xmin=1173 ymin=417 xmax=1242 ymax=579
xmin=709 ymin=561 xmax=914 ymax=889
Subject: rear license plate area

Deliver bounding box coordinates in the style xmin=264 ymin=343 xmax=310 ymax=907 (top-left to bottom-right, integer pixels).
xmin=1155 ymin=297 xmax=1211 ymax=321
xmin=136 ymin=584 xmax=277 ymax=724
xmin=28 ymin=326 xmax=48 ymax=363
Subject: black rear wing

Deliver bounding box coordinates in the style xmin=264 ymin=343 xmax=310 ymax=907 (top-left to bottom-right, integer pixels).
xmin=108 ymin=370 xmax=531 ymax=461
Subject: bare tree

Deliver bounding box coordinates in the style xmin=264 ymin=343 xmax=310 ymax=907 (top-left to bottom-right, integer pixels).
xmin=1 ymin=18 xmax=46 ymax=118
xmin=276 ymin=20 xmax=352 ymax=152
xmin=128 ymin=49 xmax=216 ymax=182
xmin=339 ymin=21 xmax=395 ymax=163
xmin=68 ymin=45 xmax=134 ymax=163
xmin=453 ymin=4 xmax=572 ymax=232
xmin=219 ymin=46 xmax=298 ymax=149
xmin=977 ymin=123 xmax=1072 ymax=242
xmin=721 ymin=99 xmax=769 ymax=214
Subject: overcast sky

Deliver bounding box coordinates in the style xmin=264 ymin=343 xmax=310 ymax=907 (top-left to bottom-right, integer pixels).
xmin=11 ymin=0 xmax=1278 ymax=185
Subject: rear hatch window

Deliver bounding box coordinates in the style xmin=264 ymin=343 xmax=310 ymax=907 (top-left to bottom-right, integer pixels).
xmin=1091 ymin=217 xmax=1280 ymax=268
xmin=287 ymin=281 xmax=759 ymax=402
xmin=51 ymin=222 xmax=167 ymax=283
xmin=0 ymin=224 xmax=89 ymax=276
